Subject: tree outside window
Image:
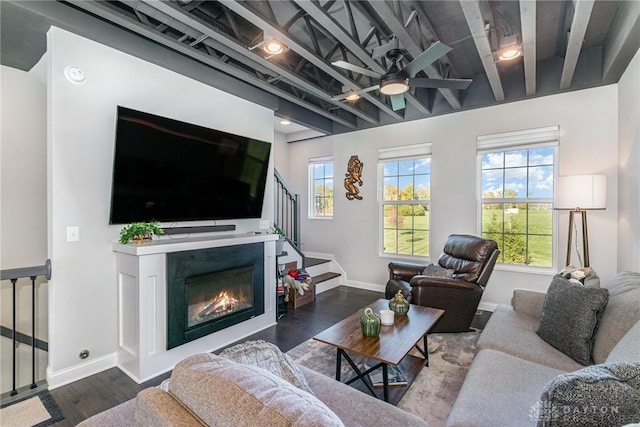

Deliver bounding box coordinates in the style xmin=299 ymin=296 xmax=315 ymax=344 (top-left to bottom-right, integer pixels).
xmin=480 ymin=146 xmax=554 ymax=266
xmin=381 ymin=157 xmax=431 ymax=257
xmin=310 ymin=161 xmax=333 ymax=218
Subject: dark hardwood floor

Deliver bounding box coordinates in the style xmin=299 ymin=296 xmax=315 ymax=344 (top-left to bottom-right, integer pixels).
xmin=50 ymin=286 xmax=383 ymax=426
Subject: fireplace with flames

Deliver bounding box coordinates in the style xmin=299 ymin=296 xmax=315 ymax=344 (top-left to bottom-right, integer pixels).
xmin=167 ymin=243 xmax=265 ymax=350
xmin=186 ymin=266 xmax=254 ymax=328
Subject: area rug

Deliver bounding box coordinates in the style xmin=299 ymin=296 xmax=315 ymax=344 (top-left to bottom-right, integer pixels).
xmin=287 ymin=331 xmax=479 ymax=427
xmin=0 ymin=390 xmax=64 ymax=427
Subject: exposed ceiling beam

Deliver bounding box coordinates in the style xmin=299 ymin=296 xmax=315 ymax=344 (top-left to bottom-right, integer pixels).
xmin=367 ymin=0 xmax=462 ymax=109
xmin=292 ymin=0 xmax=430 ymax=115
xmin=138 ymin=0 xmax=379 ymax=125
xmin=559 ymin=0 xmax=595 ymax=89
xmin=459 ymin=0 xmax=505 ymax=101
xmin=67 ymin=0 xmax=357 ymax=129
xmin=220 ymin=0 xmax=405 ymax=121
xmin=520 ymin=0 xmax=536 ymax=96
xmin=602 ymin=0 xmax=640 ymax=84
xmin=126 ymin=2 xmax=276 ymax=78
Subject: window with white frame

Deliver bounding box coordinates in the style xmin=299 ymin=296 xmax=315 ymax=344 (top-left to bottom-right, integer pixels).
xmin=309 ymin=157 xmax=333 ymax=218
xmin=379 ymin=144 xmax=431 ymax=257
xmin=477 ymin=127 xmax=558 ymax=267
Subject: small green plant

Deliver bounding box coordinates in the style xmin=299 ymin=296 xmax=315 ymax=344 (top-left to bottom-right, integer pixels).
xmin=119 ymin=221 xmax=164 ymax=244
xmin=273 ymin=226 xmax=286 ymax=239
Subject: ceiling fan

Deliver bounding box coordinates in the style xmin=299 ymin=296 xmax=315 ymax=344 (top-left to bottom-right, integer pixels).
xmin=332 ymin=40 xmax=472 ymax=111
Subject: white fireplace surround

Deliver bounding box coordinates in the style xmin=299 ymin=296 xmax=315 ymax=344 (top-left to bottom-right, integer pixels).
xmin=113 ymin=233 xmax=277 ymax=383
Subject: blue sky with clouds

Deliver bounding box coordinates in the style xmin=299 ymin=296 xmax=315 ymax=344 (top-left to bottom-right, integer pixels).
xmin=481 ymin=147 xmax=554 ymax=198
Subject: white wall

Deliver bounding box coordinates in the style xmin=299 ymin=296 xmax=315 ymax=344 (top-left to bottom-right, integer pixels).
xmin=274 ymin=131 xmax=290 ymax=181
xmin=0 ymin=66 xmax=48 ymax=339
xmin=45 ymin=27 xmax=274 ymax=387
xmin=617 ymin=47 xmax=640 ymax=272
xmin=287 ymin=86 xmax=620 ymax=306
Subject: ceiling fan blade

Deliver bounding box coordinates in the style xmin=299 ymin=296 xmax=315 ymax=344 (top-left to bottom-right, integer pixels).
xmin=331 ymin=61 xmax=381 ymax=79
xmin=403 ymin=41 xmax=453 ymax=77
xmin=390 ymin=94 xmax=406 ymax=111
xmin=371 ymin=38 xmax=399 ymax=60
xmin=409 ymin=77 xmax=473 ymax=90
xmin=331 ymin=85 xmax=380 ymax=101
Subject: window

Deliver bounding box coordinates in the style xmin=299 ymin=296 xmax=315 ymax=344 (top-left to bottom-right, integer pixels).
xmin=379 ymin=144 xmax=431 ymax=257
xmin=477 ymin=127 xmax=558 ymax=267
xmin=309 ymin=158 xmax=333 ymax=218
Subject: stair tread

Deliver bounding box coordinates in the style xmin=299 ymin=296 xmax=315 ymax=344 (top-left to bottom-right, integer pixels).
xmin=305 ymin=257 xmax=331 ymax=268
xmin=312 ymin=272 xmax=341 ymax=283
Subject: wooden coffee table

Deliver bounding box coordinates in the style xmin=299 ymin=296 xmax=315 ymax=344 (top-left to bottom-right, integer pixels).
xmin=313 ymin=299 xmax=444 ymax=405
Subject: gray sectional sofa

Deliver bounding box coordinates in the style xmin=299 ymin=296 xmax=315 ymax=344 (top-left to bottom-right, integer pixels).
xmin=447 ymin=271 xmax=640 ymax=426
xmin=79 ymin=351 xmax=428 ymax=427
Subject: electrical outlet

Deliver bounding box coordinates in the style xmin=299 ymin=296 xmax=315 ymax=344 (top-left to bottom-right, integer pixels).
xmin=259 ymin=219 xmax=270 ymax=230
xmin=67 ymin=226 xmax=80 ymax=242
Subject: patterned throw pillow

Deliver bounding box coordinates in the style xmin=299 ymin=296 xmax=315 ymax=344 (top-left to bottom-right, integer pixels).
xmin=536 ymin=362 xmax=640 ymax=427
xmin=422 ymin=263 xmax=455 ymax=278
xmin=537 ymin=275 xmax=609 ymax=365
xmin=219 ymin=340 xmax=313 ymax=394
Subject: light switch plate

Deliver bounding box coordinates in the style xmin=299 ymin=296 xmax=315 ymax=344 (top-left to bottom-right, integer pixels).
xmin=259 ymin=219 xmax=270 ymax=230
xmin=67 ymin=226 xmax=80 ymax=242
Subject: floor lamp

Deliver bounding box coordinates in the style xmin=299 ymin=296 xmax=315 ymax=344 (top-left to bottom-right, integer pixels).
xmin=554 ymin=175 xmax=607 ymax=268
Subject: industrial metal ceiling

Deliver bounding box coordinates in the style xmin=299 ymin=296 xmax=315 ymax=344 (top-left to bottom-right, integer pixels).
xmin=2 ymin=1 xmax=639 ymax=136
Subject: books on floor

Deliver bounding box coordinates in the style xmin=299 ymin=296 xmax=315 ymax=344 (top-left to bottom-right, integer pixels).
xmin=361 ymin=361 xmax=407 ymax=387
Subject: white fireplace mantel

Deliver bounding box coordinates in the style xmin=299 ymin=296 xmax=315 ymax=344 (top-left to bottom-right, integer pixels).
xmin=113 ymin=233 xmax=277 ymax=383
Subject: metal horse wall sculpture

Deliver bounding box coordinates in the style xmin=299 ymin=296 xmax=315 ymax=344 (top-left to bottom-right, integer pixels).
xmin=344 ymin=155 xmax=363 ymax=200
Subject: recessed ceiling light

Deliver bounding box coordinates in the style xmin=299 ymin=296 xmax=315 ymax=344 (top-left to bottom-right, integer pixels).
xmin=280 ymin=119 xmax=291 ymax=125
xmin=497 ymin=34 xmax=522 ymax=61
xmin=345 ymin=92 xmax=360 ymax=101
xmin=263 ymin=39 xmax=285 ymax=55
xmin=64 ymin=65 xmax=87 ymax=84
xmin=498 ymin=48 xmax=522 ymax=61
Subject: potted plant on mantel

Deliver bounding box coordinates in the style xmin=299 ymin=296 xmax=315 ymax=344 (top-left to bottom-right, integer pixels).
xmin=119 ymin=221 xmax=164 ymax=244
xmin=273 ymin=226 xmax=286 ymax=255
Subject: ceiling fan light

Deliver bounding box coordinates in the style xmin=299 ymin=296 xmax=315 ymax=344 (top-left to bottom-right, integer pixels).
xmin=263 ymin=39 xmax=285 ymax=55
xmin=380 ymin=78 xmax=409 ymax=95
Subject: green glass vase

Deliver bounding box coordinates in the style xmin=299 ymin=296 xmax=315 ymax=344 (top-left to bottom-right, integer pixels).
xmin=389 ymin=290 xmax=410 ymax=316
xmin=360 ymin=307 xmax=381 ymax=337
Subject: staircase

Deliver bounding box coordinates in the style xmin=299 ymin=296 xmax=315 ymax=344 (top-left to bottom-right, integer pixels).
xmin=274 ymin=170 xmax=343 ymax=301
xmin=304 ymin=257 xmax=343 ymax=294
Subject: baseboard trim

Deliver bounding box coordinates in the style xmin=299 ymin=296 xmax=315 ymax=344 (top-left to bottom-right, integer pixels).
xmin=315 ymin=280 xmax=340 ymax=294
xmin=345 ymin=280 xmax=385 ymax=293
xmin=47 ymin=352 xmax=117 ymax=389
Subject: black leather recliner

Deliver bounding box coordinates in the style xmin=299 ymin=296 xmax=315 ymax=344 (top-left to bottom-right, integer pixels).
xmin=385 ymin=234 xmax=499 ymax=333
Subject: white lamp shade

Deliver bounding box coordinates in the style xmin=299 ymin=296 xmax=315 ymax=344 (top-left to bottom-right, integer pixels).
xmin=554 ymin=175 xmax=607 ymax=210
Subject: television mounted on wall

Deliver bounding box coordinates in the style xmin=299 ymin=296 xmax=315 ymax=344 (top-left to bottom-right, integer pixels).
xmin=109 ymin=106 xmax=271 ymax=224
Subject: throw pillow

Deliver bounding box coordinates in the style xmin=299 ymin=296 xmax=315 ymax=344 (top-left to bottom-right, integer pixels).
xmin=421 ymin=263 xmax=454 ymax=278
xmin=169 ymin=353 xmax=344 ymax=427
xmin=536 ymin=361 xmax=640 ymax=427
xmin=537 ymin=275 xmax=609 ymax=365
xmin=219 ymin=340 xmax=313 ymax=394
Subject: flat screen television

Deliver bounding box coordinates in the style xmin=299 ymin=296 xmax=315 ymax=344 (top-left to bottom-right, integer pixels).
xmin=109 ymin=106 xmax=271 ymax=224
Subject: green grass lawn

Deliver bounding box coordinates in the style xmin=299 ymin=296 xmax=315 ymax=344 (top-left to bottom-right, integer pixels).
xmin=383 ymin=210 xmax=430 ymax=256
xmin=383 ymin=205 xmax=552 ymax=266
xmin=482 ymin=205 xmax=552 ymax=266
